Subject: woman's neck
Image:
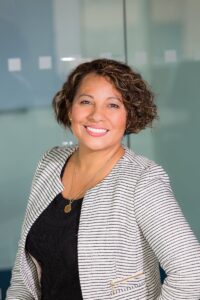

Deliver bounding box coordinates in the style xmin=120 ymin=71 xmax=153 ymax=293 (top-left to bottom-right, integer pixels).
xmin=72 ymin=144 xmax=125 ymax=174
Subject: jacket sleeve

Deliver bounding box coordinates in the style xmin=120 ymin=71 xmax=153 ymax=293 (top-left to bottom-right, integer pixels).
xmin=5 ymin=240 xmax=35 ymax=300
xmin=6 ymin=149 xmax=51 ymax=300
xmin=134 ymin=164 xmax=200 ymax=300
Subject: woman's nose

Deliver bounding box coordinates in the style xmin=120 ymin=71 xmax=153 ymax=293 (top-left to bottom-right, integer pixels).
xmin=88 ymin=105 xmax=105 ymax=121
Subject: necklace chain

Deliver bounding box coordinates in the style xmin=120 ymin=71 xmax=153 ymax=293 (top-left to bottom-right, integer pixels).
xmin=64 ymin=147 xmax=123 ymax=213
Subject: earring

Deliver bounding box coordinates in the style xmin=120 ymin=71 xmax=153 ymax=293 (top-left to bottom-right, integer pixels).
xmin=126 ymin=121 xmax=130 ymax=129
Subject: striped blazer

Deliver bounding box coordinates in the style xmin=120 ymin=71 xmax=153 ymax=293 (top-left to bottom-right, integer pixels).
xmin=6 ymin=145 xmax=200 ymax=300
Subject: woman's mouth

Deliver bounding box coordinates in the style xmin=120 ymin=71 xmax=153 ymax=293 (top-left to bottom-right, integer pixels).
xmin=84 ymin=126 xmax=109 ymax=137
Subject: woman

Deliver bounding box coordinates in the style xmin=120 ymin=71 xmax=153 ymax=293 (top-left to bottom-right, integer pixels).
xmin=6 ymin=59 xmax=200 ymax=299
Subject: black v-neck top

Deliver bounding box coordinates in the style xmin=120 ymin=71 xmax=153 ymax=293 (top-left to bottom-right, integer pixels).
xmin=25 ymin=157 xmax=84 ymax=300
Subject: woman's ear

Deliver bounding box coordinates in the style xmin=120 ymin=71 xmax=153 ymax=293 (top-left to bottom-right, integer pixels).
xmin=68 ymin=110 xmax=72 ymax=122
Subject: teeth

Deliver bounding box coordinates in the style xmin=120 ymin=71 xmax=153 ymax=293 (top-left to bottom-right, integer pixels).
xmin=86 ymin=126 xmax=107 ymax=133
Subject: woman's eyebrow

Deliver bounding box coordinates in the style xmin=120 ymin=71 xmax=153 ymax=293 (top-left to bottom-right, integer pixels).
xmin=78 ymin=93 xmax=93 ymax=99
xmin=107 ymin=96 xmax=122 ymax=102
xmin=78 ymin=94 xmax=122 ymax=102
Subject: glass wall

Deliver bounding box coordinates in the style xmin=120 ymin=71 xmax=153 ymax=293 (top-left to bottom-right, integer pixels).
xmin=126 ymin=0 xmax=200 ymax=238
xmin=0 ymin=0 xmax=127 ymax=274
xmin=0 ymin=0 xmax=200 ymax=297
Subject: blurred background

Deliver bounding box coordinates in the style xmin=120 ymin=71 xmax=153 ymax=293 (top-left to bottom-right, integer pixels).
xmin=0 ymin=0 xmax=200 ymax=298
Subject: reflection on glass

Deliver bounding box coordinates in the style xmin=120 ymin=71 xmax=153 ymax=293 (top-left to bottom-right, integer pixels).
xmin=0 ymin=0 xmax=200 ymax=279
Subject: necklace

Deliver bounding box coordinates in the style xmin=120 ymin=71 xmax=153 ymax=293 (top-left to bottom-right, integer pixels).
xmin=64 ymin=147 xmax=124 ymax=213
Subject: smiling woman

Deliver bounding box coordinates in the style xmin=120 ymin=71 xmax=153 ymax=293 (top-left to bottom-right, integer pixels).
xmin=53 ymin=59 xmax=157 ymax=135
xmin=6 ymin=59 xmax=200 ymax=300
xmin=68 ymin=73 xmax=127 ymax=152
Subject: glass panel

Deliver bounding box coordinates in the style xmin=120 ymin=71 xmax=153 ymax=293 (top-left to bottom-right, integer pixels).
xmin=0 ymin=0 xmax=126 ymax=272
xmin=80 ymin=0 xmax=125 ymax=60
xmin=126 ymin=0 xmax=200 ymax=239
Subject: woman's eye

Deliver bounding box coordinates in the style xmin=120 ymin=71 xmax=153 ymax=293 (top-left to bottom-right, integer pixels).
xmin=109 ymin=103 xmax=120 ymax=109
xmin=80 ymin=100 xmax=91 ymax=105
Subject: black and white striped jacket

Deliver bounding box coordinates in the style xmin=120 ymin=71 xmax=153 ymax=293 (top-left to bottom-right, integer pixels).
xmin=6 ymin=145 xmax=200 ymax=300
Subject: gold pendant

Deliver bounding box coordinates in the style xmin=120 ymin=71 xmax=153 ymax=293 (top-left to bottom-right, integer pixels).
xmin=64 ymin=203 xmax=71 ymax=213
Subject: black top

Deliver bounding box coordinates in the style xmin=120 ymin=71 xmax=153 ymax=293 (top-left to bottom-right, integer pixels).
xmin=25 ymin=158 xmax=84 ymax=300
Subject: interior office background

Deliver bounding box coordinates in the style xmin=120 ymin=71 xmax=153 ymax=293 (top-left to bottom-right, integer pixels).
xmin=0 ymin=0 xmax=200 ymax=298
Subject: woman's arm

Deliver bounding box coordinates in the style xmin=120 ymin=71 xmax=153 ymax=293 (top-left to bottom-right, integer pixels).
xmin=134 ymin=164 xmax=200 ymax=299
xmin=6 ymin=241 xmax=35 ymax=300
xmin=6 ymin=150 xmax=51 ymax=299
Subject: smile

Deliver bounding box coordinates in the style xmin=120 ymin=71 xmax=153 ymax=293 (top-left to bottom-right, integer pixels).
xmin=84 ymin=126 xmax=108 ymax=137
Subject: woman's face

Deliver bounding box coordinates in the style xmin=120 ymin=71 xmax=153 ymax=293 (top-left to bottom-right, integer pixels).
xmin=69 ymin=73 xmax=127 ymax=152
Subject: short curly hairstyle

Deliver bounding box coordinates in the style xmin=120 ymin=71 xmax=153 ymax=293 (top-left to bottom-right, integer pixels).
xmin=52 ymin=58 xmax=158 ymax=135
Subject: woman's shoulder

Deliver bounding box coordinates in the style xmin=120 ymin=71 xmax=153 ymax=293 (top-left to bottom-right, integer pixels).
xmin=32 ymin=145 xmax=77 ymax=177
xmin=124 ymin=146 xmax=170 ymax=183
xmin=124 ymin=145 xmax=156 ymax=169
xmin=39 ymin=145 xmax=77 ymax=163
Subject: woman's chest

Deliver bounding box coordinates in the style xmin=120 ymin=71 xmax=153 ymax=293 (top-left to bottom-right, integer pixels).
xmin=25 ymin=193 xmax=83 ymax=265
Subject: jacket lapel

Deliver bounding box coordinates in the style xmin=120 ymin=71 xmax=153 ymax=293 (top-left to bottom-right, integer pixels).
xmin=20 ymin=146 xmax=78 ymax=298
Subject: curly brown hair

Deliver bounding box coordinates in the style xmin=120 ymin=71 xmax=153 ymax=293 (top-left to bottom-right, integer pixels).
xmin=52 ymin=58 xmax=158 ymax=135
